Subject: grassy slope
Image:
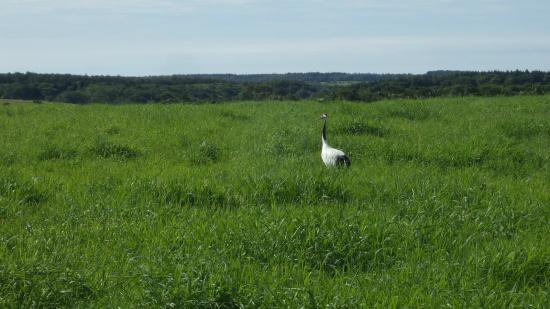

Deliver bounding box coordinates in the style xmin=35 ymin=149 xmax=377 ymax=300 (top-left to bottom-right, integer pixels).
xmin=1 ymin=96 xmax=549 ymax=307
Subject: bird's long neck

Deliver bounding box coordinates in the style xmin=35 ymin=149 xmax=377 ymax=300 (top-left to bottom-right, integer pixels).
xmin=322 ymin=119 xmax=328 ymax=147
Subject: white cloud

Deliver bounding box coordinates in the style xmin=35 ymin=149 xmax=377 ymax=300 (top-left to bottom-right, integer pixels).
xmin=124 ymin=34 xmax=550 ymax=55
xmin=3 ymin=33 xmax=550 ymax=74
xmin=9 ymin=33 xmax=548 ymax=55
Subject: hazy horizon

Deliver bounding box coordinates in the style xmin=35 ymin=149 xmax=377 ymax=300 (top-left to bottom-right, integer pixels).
xmin=3 ymin=70 xmax=550 ymax=78
xmin=2 ymin=0 xmax=550 ymax=75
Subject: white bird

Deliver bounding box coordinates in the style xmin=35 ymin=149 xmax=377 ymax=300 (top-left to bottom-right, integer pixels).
xmin=320 ymin=113 xmax=351 ymax=167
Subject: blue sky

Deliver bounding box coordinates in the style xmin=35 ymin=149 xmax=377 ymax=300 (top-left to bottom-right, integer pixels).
xmin=1 ymin=0 xmax=549 ymax=75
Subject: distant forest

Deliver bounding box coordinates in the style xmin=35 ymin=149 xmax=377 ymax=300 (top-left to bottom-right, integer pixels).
xmin=1 ymin=71 xmax=549 ymax=104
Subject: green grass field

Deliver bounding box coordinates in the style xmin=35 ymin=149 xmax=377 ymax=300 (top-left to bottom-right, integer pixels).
xmin=1 ymin=96 xmax=549 ymax=307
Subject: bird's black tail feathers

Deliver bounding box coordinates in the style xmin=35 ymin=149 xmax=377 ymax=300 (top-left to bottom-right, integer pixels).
xmin=336 ymin=155 xmax=351 ymax=167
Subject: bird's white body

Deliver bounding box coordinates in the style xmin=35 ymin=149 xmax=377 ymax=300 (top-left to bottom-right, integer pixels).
xmin=320 ymin=114 xmax=350 ymax=167
xmin=321 ymin=141 xmax=347 ymax=167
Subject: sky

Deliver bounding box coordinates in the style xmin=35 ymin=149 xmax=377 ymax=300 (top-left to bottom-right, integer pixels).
xmin=1 ymin=0 xmax=549 ymax=75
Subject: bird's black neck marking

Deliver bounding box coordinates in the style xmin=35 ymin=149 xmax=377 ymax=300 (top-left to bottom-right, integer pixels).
xmin=322 ymin=119 xmax=327 ymax=142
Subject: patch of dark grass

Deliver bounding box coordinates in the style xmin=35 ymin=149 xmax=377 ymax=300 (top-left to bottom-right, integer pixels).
xmin=37 ymin=145 xmax=77 ymax=161
xmin=264 ymin=131 xmax=293 ymax=157
xmin=295 ymin=134 xmax=319 ymax=154
xmin=0 ymin=176 xmax=49 ymax=205
xmin=302 ymin=223 xmax=398 ymax=273
xmin=335 ymin=121 xmax=387 ymax=137
xmin=487 ymin=249 xmax=550 ymax=289
xmin=265 ymin=142 xmax=288 ymax=157
xmin=211 ymin=287 xmax=241 ymax=309
xmin=379 ymin=145 xmax=421 ymax=164
xmin=479 ymin=144 xmax=547 ymax=175
xmin=179 ymin=134 xmax=192 ymax=147
xmin=219 ymin=110 xmax=250 ymax=121
xmin=500 ymin=120 xmax=550 ymax=139
xmin=85 ymin=177 xmax=121 ymax=197
xmin=0 ymin=266 xmax=96 ymax=307
xmin=0 ymin=152 xmax=16 ymax=166
xmin=236 ymin=215 xmax=400 ymax=274
xmin=139 ymin=269 xmax=243 ymax=308
xmin=190 ymin=141 xmax=219 ymax=164
xmin=264 ymin=130 xmax=317 ymax=157
xmin=335 ymin=103 xmax=355 ymax=115
xmin=138 ymin=174 xmax=349 ymax=208
xmin=141 ymin=179 xmax=237 ymax=208
xmin=104 ymin=126 xmax=121 ymax=135
xmin=384 ymin=106 xmax=435 ymax=121
xmin=244 ymin=175 xmax=350 ymax=205
xmin=379 ymin=142 xmax=547 ymax=176
xmin=91 ymin=140 xmax=140 ymax=160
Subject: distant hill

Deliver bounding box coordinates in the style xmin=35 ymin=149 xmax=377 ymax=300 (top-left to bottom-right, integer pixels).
xmin=0 ymin=71 xmax=549 ymax=103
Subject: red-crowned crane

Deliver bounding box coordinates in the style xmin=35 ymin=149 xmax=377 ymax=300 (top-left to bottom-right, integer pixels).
xmin=320 ymin=113 xmax=350 ymax=167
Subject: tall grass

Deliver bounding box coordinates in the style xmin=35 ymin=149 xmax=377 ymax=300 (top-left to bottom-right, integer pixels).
xmin=1 ymin=96 xmax=549 ymax=307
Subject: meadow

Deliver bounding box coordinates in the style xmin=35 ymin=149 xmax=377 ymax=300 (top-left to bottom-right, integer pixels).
xmin=0 ymin=96 xmax=549 ymax=307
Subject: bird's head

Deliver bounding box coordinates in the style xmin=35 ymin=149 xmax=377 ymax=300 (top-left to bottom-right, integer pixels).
xmin=320 ymin=113 xmax=328 ymax=120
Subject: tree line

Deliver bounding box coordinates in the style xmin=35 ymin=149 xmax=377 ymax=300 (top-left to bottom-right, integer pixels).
xmin=0 ymin=71 xmax=549 ymax=104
